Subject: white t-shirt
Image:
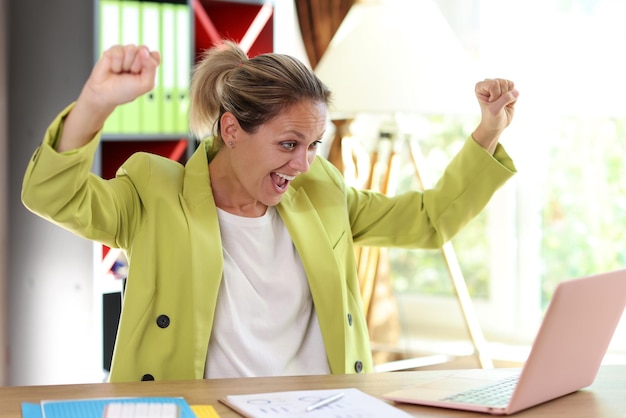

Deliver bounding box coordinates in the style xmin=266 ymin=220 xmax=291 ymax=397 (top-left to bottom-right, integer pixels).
xmin=204 ymin=207 xmax=330 ymax=378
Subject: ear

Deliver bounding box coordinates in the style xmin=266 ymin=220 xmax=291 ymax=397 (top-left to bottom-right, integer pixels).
xmin=220 ymin=112 xmax=239 ymax=145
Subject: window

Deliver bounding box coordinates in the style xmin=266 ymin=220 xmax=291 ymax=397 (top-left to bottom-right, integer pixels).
xmin=387 ymin=0 xmax=626 ymax=358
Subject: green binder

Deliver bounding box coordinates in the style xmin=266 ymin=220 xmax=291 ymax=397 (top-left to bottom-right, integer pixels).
xmin=139 ymin=0 xmax=163 ymax=134
xmin=160 ymin=0 xmax=177 ymax=134
xmin=99 ymin=0 xmax=122 ymax=134
xmin=175 ymin=1 xmax=191 ymax=135
xmin=119 ymin=0 xmax=143 ymax=133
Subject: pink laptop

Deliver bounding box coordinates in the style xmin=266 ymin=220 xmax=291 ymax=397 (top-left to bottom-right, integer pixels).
xmin=383 ymin=268 xmax=626 ymax=415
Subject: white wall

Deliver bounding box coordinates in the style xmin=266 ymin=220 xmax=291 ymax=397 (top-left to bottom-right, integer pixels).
xmin=272 ymin=0 xmax=309 ymax=65
xmin=0 ymin=0 xmax=8 ymax=387
xmin=8 ymin=0 xmax=98 ymax=386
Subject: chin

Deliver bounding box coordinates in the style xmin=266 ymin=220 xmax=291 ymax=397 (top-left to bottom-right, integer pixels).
xmin=263 ymin=199 xmax=281 ymax=208
xmin=260 ymin=193 xmax=283 ymax=207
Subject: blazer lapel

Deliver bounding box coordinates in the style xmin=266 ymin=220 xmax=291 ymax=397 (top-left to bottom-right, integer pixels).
xmin=181 ymin=141 xmax=223 ymax=377
xmin=277 ymin=187 xmax=347 ymax=372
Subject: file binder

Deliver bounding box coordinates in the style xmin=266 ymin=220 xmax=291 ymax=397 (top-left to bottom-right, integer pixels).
xmin=99 ymin=0 xmax=122 ymax=133
xmin=21 ymin=397 xmax=197 ymax=418
xmin=119 ymin=0 xmax=143 ymax=133
xmin=139 ymin=0 xmax=163 ymax=134
xmin=160 ymin=0 xmax=177 ymax=133
xmin=175 ymin=0 xmax=191 ymax=134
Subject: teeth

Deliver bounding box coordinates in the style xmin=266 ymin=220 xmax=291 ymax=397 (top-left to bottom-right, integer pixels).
xmin=275 ymin=172 xmax=295 ymax=181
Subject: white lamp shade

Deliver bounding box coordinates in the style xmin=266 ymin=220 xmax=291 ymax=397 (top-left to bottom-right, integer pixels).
xmin=314 ymin=0 xmax=478 ymax=118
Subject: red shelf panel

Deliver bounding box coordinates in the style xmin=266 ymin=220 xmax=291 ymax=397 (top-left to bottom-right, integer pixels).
xmin=100 ymin=139 xmax=189 ymax=180
xmin=194 ymin=0 xmax=273 ymax=59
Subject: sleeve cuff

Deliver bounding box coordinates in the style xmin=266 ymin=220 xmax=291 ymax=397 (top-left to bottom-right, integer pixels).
xmin=43 ymin=101 xmax=103 ymax=156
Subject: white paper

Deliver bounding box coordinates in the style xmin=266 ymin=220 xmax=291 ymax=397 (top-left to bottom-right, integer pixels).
xmin=221 ymin=387 xmax=412 ymax=418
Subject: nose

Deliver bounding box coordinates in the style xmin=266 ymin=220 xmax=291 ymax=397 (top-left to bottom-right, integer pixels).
xmin=289 ymin=148 xmax=313 ymax=173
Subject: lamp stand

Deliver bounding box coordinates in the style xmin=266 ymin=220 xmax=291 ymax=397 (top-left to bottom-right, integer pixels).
xmin=407 ymin=136 xmax=494 ymax=369
xmin=327 ymin=119 xmax=353 ymax=174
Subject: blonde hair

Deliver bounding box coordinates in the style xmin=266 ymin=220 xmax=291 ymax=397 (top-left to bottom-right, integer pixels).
xmin=189 ymin=40 xmax=331 ymax=147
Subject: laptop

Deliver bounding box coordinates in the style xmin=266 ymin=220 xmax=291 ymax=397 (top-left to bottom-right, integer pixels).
xmin=383 ymin=268 xmax=626 ymax=415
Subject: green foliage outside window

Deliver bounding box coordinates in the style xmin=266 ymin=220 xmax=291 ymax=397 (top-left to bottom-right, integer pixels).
xmin=390 ymin=115 xmax=626 ymax=310
xmin=390 ymin=115 xmax=490 ymax=299
xmin=540 ymin=117 xmax=626 ymax=308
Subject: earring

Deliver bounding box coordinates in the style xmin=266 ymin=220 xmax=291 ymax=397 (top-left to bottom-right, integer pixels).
xmin=228 ymin=141 xmax=235 ymax=148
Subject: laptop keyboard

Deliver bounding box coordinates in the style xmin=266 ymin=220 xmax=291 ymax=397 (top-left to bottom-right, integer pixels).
xmin=441 ymin=374 xmax=520 ymax=407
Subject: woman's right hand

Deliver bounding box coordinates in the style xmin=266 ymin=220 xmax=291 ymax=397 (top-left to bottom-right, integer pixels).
xmin=86 ymin=44 xmax=161 ymax=111
xmin=57 ymin=45 xmax=160 ymax=152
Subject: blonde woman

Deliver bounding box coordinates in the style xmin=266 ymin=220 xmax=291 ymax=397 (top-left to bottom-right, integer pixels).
xmin=22 ymin=41 xmax=519 ymax=382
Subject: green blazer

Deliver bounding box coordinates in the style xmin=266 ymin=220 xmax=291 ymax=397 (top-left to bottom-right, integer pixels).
xmin=22 ymin=104 xmax=516 ymax=382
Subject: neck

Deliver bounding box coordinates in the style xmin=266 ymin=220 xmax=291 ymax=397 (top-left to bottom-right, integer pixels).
xmin=208 ymin=152 xmax=268 ymax=218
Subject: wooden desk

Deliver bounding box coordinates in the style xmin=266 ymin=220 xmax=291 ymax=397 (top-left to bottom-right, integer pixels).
xmin=1 ymin=365 xmax=625 ymax=417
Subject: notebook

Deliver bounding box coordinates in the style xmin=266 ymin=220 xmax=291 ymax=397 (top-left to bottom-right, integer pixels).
xmin=383 ymin=268 xmax=626 ymax=415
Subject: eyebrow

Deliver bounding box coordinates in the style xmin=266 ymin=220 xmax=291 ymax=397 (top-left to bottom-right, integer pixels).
xmin=282 ymin=129 xmax=306 ymax=140
xmin=282 ymin=129 xmax=324 ymax=141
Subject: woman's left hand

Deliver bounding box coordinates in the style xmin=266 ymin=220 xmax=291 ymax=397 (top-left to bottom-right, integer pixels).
xmin=472 ymin=78 xmax=519 ymax=154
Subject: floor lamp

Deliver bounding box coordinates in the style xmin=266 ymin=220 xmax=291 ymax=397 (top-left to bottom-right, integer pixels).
xmin=314 ymin=0 xmax=493 ymax=369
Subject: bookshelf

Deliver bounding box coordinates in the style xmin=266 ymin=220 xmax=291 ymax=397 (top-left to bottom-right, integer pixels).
xmin=94 ymin=0 xmax=275 ymax=375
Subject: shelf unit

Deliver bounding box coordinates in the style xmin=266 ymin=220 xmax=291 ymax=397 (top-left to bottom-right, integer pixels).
xmin=93 ymin=0 xmax=275 ymax=376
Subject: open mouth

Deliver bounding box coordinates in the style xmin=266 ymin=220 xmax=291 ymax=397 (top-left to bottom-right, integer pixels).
xmin=270 ymin=172 xmax=295 ymax=191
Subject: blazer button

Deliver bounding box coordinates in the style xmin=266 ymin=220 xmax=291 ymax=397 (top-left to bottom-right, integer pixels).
xmin=354 ymin=360 xmax=363 ymax=373
xmin=141 ymin=374 xmax=154 ymax=381
xmin=347 ymin=313 xmax=353 ymax=326
xmin=156 ymin=314 xmax=170 ymax=328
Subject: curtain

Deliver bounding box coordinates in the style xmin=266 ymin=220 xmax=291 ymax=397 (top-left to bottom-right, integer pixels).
xmin=294 ymin=0 xmax=355 ymax=69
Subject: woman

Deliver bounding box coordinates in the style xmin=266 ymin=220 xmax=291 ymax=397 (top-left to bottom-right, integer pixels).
xmin=22 ymin=41 xmax=519 ymax=382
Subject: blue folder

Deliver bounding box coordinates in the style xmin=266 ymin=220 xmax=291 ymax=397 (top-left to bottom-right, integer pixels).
xmin=21 ymin=396 xmax=196 ymax=418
